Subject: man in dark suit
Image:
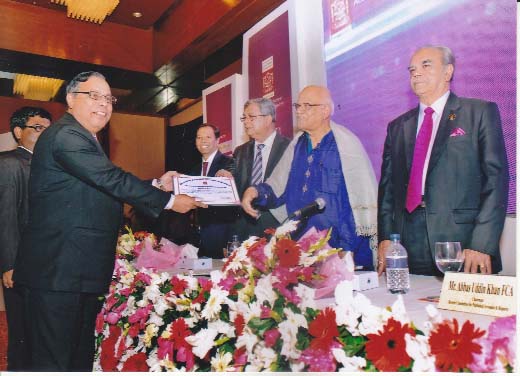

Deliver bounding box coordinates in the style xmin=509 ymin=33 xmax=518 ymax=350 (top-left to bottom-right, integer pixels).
xmin=232 ymin=98 xmax=290 ymax=240
xmin=13 ymin=71 xmax=205 ymax=371
xmin=189 ymin=123 xmax=236 ymax=258
xmin=0 ymin=106 xmax=52 ymax=370
xmin=377 ymin=46 xmax=508 ymax=276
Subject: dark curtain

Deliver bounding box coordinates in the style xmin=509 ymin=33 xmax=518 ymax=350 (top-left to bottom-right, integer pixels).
xmin=166 ymin=116 xmax=202 ymax=173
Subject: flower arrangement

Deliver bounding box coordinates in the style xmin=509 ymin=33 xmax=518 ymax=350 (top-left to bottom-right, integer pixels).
xmin=94 ymin=223 xmax=516 ymax=372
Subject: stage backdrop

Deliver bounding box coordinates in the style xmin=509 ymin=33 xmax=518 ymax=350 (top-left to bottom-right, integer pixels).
xmin=323 ymin=0 xmax=516 ymax=214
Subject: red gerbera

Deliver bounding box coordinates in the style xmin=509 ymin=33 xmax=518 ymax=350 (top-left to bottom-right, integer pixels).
xmin=429 ymin=319 xmax=485 ymax=371
xmin=308 ymin=307 xmax=339 ymax=350
xmin=274 ymin=238 xmax=301 ymax=267
xmin=365 ymin=317 xmax=415 ymax=372
xmin=121 ymin=352 xmax=149 ymax=372
xmin=234 ymin=314 xmax=245 ymax=336
xmin=170 ymin=318 xmax=192 ymax=350
xmin=170 ymin=275 xmax=188 ymax=295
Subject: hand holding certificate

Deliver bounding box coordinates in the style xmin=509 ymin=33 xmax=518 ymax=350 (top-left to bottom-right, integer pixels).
xmin=173 ymin=175 xmax=240 ymax=206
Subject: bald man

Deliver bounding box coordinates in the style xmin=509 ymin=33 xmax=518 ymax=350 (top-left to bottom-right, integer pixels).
xmin=242 ymin=86 xmax=378 ymax=269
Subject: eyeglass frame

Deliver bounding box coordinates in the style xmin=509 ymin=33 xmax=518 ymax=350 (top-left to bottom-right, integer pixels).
xmin=291 ymin=102 xmax=325 ymax=111
xmin=72 ymin=91 xmax=118 ymax=105
xmin=239 ymin=114 xmax=269 ymax=123
xmin=24 ymin=124 xmax=49 ymax=132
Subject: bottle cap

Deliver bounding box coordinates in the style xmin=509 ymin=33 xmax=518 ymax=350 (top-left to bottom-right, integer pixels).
xmin=389 ymin=233 xmax=400 ymax=241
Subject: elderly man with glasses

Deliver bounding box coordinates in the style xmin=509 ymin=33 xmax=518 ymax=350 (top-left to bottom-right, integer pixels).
xmin=0 ymin=106 xmax=52 ymax=370
xmin=230 ymin=98 xmax=290 ymax=240
xmin=13 ymin=71 xmax=205 ymax=371
xmin=242 ymin=86 xmax=378 ymax=270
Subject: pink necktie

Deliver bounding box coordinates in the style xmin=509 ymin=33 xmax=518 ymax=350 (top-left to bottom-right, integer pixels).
xmin=202 ymin=161 xmax=208 ymax=176
xmin=406 ymin=107 xmax=434 ymax=213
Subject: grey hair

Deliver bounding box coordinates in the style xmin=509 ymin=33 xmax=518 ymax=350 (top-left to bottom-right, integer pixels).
xmin=66 ymin=71 xmax=106 ymax=94
xmin=417 ymin=45 xmax=455 ymax=80
xmin=244 ymin=98 xmax=276 ymax=122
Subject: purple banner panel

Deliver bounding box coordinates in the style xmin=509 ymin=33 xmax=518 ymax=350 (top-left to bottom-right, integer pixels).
xmin=248 ymin=11 xmax=293 ymax=139
xmin=324 ymin=0 xmax=516 ymax=213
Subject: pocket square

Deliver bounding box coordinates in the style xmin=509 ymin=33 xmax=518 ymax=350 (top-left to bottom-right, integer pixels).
xmin=450 ymin=127 xmax=466 ymax=137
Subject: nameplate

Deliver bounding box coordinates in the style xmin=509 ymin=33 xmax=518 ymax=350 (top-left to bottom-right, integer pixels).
xmin=438 ymin=272 xmax=516 ymax=317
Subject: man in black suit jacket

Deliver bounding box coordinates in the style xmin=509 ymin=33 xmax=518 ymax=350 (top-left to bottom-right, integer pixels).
xmin=377 ymin=46 xmax=508 ymax=276
xmin=189 ymin=123 xmax=236 ymax=258
xmin=232 ymin=98 xmax=290 ymax=240
xmin=0 ymin=107 xmax=52 ymax=370
xmin=13 ymin=71 xmax=205 ymax=371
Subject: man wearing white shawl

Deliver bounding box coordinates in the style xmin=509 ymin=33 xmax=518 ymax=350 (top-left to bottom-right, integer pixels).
xmin=242 ymin=86 xmax=378 ymax=269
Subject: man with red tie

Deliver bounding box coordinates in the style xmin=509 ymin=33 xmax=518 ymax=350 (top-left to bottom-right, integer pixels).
xmin=377 ymin=45 xmax=508 ymax=276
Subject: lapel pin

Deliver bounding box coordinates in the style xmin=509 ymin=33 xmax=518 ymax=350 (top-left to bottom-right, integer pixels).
xmin=448 ymin=113 xmax=456 ymax=121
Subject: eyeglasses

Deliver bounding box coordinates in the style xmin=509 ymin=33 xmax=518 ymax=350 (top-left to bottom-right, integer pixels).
xmin=292 ymin=103 xmax=325 ymax=111
xmin=240 ymin=114 xmax=268 ymax=123
xmin=25 ymin=124 xmax=49 ymax=132
xmin=72 ymin=91 xmax=117 ymax=105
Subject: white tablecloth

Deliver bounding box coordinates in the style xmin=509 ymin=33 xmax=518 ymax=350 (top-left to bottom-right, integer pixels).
xmin=319 ymin=274 xmax=496 ymax=330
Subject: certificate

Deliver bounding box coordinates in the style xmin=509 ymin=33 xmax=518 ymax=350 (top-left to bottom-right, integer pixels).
xmin=173 ymin=176 xmax=241 ymax=206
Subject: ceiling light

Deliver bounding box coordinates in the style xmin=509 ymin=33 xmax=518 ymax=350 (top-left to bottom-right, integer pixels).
xmin=13 ymin=74 xmax=64 ymax=101
xmin=51 ymin=0 xmax=120 ymax=24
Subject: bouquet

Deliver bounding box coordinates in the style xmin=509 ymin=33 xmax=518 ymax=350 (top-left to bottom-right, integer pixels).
xmin=94 ymin=223 xmax=516 ymax=372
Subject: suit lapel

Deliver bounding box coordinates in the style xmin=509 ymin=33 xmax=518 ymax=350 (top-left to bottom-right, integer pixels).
xmin=208 ymin=151 xmax=222 ymax=177
xmin=244 ymin=141 xmax=254 ymax=185
xmin=404 ymin=107 xmax=419 ymax=171
xmin=427 ymin=93 xmax=460 ymax=176
xmin=265 ymin=133 xmax=283 ymax=178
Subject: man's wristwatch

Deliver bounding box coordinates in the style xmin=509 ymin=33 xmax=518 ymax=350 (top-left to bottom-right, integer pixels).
xmin=156 ymin=178 xmax=165 ymax=191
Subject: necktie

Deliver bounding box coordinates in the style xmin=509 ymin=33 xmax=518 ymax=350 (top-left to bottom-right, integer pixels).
xmin=202 ymin=161 xmax=208 ymax=176
xmin=406 ymin=107 xmax=434 ymax=213
xmin=251 ymin=144 xmax=265 ymax=185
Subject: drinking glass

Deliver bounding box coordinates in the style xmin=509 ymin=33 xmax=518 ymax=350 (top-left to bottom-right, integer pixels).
xmin=434 ymin=242 xmax=464 ymax=273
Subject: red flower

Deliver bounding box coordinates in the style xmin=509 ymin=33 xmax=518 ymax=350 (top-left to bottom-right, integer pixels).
xmin=121 ymin=352 xmax=149 ymax=372
xmin=308 ymin=307 xmax=339 ymax=350
xmin=234 ymin=314 xmax=245 ymax=336
xmin=99 ymin=325 xmax=121 ymax=371
xmin=193 ymin=278 xmax=213 ymax=305
xmin=170 ymin=275 xmax=188 ymax=295
xmin=274 ymin=238 xmax=301 ymax=267
xmin=264 ymin=328 xmax=281 ymax=347
xmin=365 ymin=317 xmax=415 ymax=371
xmin=429 ymin=319 xmax=485 ymax=371
xmin=247 ymin=238 xmax=268 ymax=273
xmin=233 ymin=347 xmax=247 ymax=367
xmin=170 ymin=318 xmax=191 ymax=350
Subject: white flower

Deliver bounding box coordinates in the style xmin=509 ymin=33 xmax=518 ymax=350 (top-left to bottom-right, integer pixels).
xmin=210 ymin=351 xmax=233 ymax=371
xmin=153 ymin=297 xmax=170 ymax=316
xmin=208 ymin=319 xmax=234 ymax=337
xmin=236 ymin=326 xmax=259 ymax=355
xmin=201 ymin=287 xmax=229 ymax=321
xmin=186 ymin=328 xmax=218 ymax=359
xmin=144 ymin=324 xmax=158 ymax=348
xmin=275 ymin=220 xmax=299 ymax=236
xmin=249 ymin=344 xmax=277 ymax=370
xmin=390 ymin=294 xmax=410 ymax=324
xmin=148 ymin=311 xmax=164 ymax=327
xmin=294 ymin=283 xmax=317 ymax=311
xmin=278 ymin=308 xmax=307 ymax=359
xmin=405 ymin=333 xmax=436 ymax=372
xmin=332 ymin=347 xmax=367 ymax=371
xmin=255 ymin=276 xmax=277 ymax=306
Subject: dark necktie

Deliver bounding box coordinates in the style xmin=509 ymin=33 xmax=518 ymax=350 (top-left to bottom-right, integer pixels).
xmin=251 ymin=144 xmax=265 ymax=185
xmin=202 ymin=161 xmax=208 ymax=176
xmin=406 ymin=107 xmax=434 ymax=213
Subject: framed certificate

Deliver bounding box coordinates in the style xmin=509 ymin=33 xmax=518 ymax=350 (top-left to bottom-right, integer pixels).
xmin=173 ymin=176 xmax=241 ymax=206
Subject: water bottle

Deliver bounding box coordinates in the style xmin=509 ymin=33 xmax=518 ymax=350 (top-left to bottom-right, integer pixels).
xmin=226 ymin=235 xmax=241 ymax=257
xmin=385 ymin=233 xmax=410 ymax=294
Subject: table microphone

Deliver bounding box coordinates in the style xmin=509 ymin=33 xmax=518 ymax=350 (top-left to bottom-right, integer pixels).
xmin=288 ymin=198 xmax=326 ymax=219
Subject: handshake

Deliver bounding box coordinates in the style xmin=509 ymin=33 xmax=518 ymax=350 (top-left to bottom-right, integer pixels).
xmin=155 ymin=171 xmax=208 ymax=213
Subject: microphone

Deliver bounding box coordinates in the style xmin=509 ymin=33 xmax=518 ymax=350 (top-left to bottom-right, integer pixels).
xmin=289 ymin=198 xmax=326 ymax=219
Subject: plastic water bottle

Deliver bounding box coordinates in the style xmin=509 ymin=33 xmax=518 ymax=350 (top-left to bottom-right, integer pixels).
xmin=385 ymin=233 xmax=410 ymax=294
xmin=226 ymin=235 xmax=241 ymax=257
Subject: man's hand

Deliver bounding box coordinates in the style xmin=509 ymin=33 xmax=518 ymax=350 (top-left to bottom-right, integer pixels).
xmin=2 ymin=269 xmax=14 ymax=288
xmin=171 ymin=194 xmax=207 ymax=213
xmin=157 ymin=171 xmax=181 ymax=191
xmin=241 ymin=187 xmax=260 ymax=218
xmin=376 ymin=240 xmax=391 ymax=275
xmin=215 ymin=169 xmax=233 ymax=178
xmin=463 ymin=249 xmax=492 ymax=274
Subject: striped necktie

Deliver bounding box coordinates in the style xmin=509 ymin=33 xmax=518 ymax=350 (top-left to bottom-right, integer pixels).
xmin=250 ymin=143 xmax=265 ymax=185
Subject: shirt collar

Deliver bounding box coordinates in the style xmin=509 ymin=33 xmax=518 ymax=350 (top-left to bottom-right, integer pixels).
xmin=255 ymin=130 xmax=276 ymax=149
xmin=17 ymin=145 xmax=33 ymax=154
xmin=202 ymin=149 xmax=218 ymax=165
xmin=420 ymin=90 xmax=450 ymax=115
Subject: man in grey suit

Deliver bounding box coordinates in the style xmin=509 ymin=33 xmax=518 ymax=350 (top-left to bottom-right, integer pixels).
xmin=0 ymin=106 xmax=52 ymax=370
xmin=377 ymin=46 xmax=508 ymax=276
xmin=14 ymin=71 xmax=205 ymax=371
xmin=232 ymin=98 xmax=290 ymax=240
